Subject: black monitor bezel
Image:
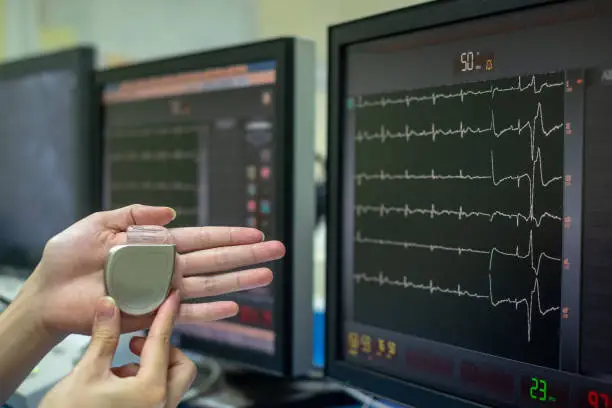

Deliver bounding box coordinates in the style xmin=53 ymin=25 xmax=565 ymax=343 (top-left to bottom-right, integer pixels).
xmin=325 ymin=0 xmax=572 ymax=406
xmin=96 ymin=38 xmax=299 ymax=376
xmin=0 ymin=46 xmax=101 ymax=269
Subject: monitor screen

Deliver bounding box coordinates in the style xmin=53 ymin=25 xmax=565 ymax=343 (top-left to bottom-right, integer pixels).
xmin=329 ymin=0 xmax=612 ymax=406
xmin=102 ymin=61 xmax=277 ymax=355
xmin=0 ymin=49 xmax=96 ymax=274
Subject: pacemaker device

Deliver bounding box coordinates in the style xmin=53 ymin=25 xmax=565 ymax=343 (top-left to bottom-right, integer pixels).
xmin=104 ymin=225 xmax=176 ymax=315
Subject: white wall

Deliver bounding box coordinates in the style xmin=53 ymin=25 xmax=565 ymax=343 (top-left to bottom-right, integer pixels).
xmin=4 ymin=0 xmax=259 ymax=66
xmin=4 ymin=0 xmax=38 ymax=60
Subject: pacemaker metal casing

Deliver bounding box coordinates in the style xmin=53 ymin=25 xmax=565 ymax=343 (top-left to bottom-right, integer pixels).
xmin=104 ymin=244 xmax=176 ymax=315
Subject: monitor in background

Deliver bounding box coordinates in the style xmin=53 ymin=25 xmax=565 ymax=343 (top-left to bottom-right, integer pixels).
xmin=98 ymin=38 xmax=315 ymax=379
xmin=326 ymin=0 xmax=612 ymax=407
xmin=0 ymin=48 xmax=100 ymax=275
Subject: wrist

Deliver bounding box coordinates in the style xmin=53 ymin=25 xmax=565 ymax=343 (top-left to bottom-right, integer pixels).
xmin=11 ymin=272 xmax=65 ymax=347
xmin=0 ymin=271 xmax=63 ymax=402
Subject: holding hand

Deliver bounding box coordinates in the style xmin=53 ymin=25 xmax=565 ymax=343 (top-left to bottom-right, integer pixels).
xmin=19 ymin=204 xmax=285 ymax=337
xmin=0 ymin=204 xmax=284 ymax=404
xmin=40 ymin=291 xmax=196 ymax=408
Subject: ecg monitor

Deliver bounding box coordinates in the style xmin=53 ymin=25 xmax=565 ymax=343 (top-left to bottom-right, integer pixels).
xmin=326 ymin=0 xmax=612 ymax=407
xmin=0 ymin=47 xmax=99 ymax=275
xmin=98 ymin=38 xmax=315 ymax=376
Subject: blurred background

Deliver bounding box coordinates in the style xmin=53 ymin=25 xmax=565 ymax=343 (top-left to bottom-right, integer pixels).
xmin=0 ymin=0 xmax=430 ymax=306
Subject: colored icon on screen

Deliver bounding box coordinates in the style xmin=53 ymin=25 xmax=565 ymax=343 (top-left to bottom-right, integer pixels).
xmin=246 ymin=216 xmax=257 ymax=227
xmin=246 ymin=165 xmax=257 ymax=180
xmin=261 ymin=166 xmax=271 ymax=179
xmin=486 ymin=59 xmax=493 ymax=71
xmin=347 ymin=98 xmax=354 ymax=109
xmin=247 ymin=200 xmax=257 ymax=212
xmin=260 ymin=200 xmax=271 ymax=214
xmin=262 ymin=91 xmax=272 ymax=106
xmin=247 ymin=184 xmax=257 ymax=196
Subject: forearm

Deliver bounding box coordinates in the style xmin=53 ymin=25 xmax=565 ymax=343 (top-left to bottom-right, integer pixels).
xmin=0 ymin=281 xmax=62 ymax=404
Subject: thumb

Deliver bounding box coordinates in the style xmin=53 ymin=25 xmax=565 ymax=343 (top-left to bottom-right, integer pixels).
xmin=78 ymin=296 xmax=121 ymax=374
xmin=97 ymin=204 xmax=176 ymax=231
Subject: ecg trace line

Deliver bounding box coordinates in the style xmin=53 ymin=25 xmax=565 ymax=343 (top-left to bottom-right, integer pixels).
xmin=355 ymin=102 xmax=564 ymax=162
xmin=354 ymin=270 xmax=559 ymax=341
xmin=355 ymin=229 xmax=560 ymax=274
xmin=354 ymin=148 xmax=563 ymax=226
xmin=354 ymin=147 xmax=564 ymax=226
xmin=355 ymin=74 xmax=564 ymax=109
xmin=355 ymin=147 xmax=562 ymax=189
xmin=111 ymin=181 xmax=199 ymax=192
xmin=355 ymin=227 xmax=560 ymax=341
xmin=354 ymin=203 xmax=561 ymax=227
xmin=109 ymin=150 xmax=198 ymax=162
xmin=109 ymin=127 xmax=198 ymax=138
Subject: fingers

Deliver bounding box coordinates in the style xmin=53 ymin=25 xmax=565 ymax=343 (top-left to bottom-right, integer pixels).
xmin=130 ymin=337 xmax=197 ymax=408
xmin=176 ymin=301 xmax=239 ymax=325
xmin=138 ymin=290 xmax=181 ymax=384
xmin=98 ymin=204 xmax=176 ymax=231
xmin=166 ymin=354 xmax=198 ymax=408
xmin=111 ymin=362 xmax=140 ymax=378
xmin=181 ymin=267 xmax=273 ymax=298
xmin=179 ymin=240 xmax=285 ymax=277
xmin=128 ymin=337 xmax=179 ymax=363
xmin=169 ymin=226 xmax=264 ymax=253
xmin=128 ymin=336 xmax=146 ymax=354
xmin=78 ymin=297 xmax=121 ymax=375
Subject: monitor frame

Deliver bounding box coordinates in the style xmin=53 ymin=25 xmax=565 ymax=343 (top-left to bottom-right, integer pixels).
xmin=96 ymin=37 xmax=315 ymax=377
xmin=325 ymin=0 xmax=573 ymax=406
xmin=0 ymin=46 xmax=101 ymax=269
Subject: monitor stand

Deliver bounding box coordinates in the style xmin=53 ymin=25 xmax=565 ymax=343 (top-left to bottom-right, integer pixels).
xmin=182 ymin=361 xmax=357 ymax=408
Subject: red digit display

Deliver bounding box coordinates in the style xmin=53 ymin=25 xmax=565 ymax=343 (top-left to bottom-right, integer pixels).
xmin=239 ymin=305 xmax=259 ymax=325
xmin=262 ymin=310 xmax=273 ymax=328
xmin=589 ymin=391 xmax=599 ymax=408
xmin=587 ymin=390 xmax=610 ymax=408
xmin=237 ymin=306 xmax=273 ymax=328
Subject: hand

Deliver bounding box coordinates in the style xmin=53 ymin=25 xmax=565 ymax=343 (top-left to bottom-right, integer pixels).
xmin=40 ymin=292 xmax=197 ymax=408
xmin=20 ymin=204 xmax=285 ymax=337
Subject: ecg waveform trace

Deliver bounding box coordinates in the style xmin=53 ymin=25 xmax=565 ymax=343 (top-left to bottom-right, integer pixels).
xmin=354 ymin=102 xmax=564 ymax=162
xmin=354 ymin=74 xmax=564 ymax=108
xmin=109 ymin=150 xmax=198 ymax=162
xmin=107 ymin=123 xmax=200 ymax=228
xmin=355 ymin=147 xmax=562 ymax=231
xmin=355 ymin=229 xmax=560 ymax=275
xmin=111 ymin=181 xmax=199 ymax=192
xmin=350 ymin=72 xmax=565 ymax=368
xmin=354 ymin=269 xmax=559 ymax=342
xmin=355 ymin=203 xmax=561 ymax=227
xmin=108 ymin=125 xmax=201 ymax=138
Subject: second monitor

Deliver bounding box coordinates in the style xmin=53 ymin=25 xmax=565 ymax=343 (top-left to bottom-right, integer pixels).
xmin=97 ymin=37 xmax=315 ymax=377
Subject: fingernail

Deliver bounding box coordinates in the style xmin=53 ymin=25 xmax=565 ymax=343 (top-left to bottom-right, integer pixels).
xmin=97 ymin=296 xmax=116 ymax=321
xmin=260 ymin=231 xmax=265 ymax=241
xmin=168 ymin=207 xmax=177 ymax=220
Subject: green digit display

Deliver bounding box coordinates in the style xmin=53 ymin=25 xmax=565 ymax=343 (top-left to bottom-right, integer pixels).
xmin=540 ymin=379 xmax=547 ymax=401
xmin=530 ymin=377 xmax=549 ymax=402
xmin=530 ymin=378 xmax=538 ymax=399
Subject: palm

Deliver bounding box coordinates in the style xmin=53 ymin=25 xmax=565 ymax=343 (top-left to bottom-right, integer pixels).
xmin=32 ymin=217 xmax=154 ymax=334
xmin=27 ymin=205 xmax=284 ymax=338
